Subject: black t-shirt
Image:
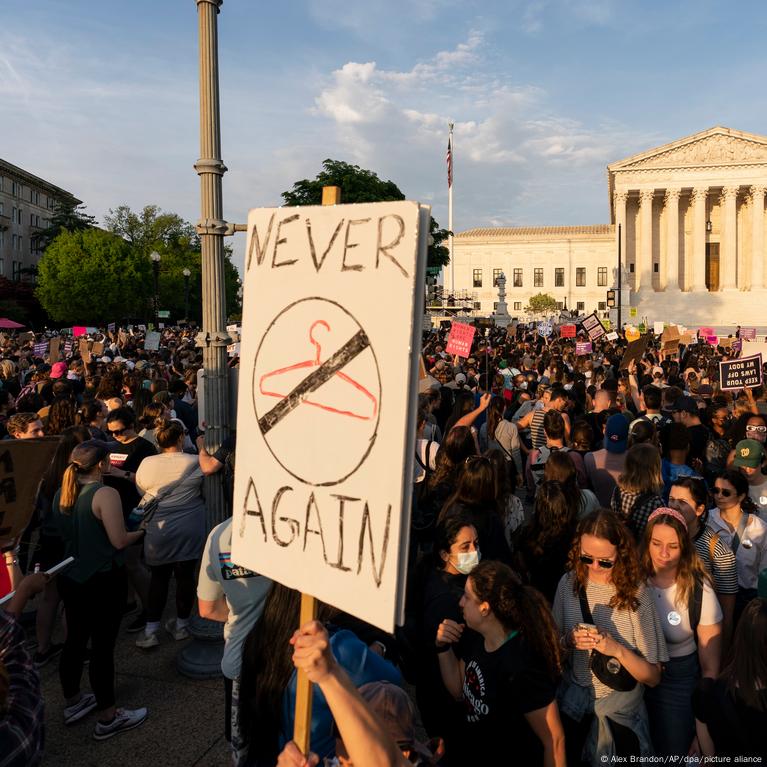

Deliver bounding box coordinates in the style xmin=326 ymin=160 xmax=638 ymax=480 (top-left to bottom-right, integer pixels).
xmin=103 ymin=436 xmax=157 ymax=516
xmin=454 ymin=631 xmax=557 ymax=762
xmin=687 ymin=423 xmax=709 ymax=464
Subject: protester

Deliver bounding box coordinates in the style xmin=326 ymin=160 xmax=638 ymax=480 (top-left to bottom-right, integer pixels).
xmin=610 ymin=443 xmax=665 ymax=537
xmin=732 ymin=437 xmax=767 ymax=520
xmin=585 ymin=413 xmax=629 ymax=507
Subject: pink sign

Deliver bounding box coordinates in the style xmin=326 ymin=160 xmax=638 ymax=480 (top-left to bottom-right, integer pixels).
xmin=72 ymin=326 xmax=87 ymax=337
xmin=741 ymin=327 xmax=757 ymax=340
xmin=560 ymin=325 xmax=576 ymax=338
xmin=446 ymin=322 xmax=476 ymax=358
xmin=706 ymin=335 xmax=719 ymax=346
xmin=699 ymin=327 xmax=713 ymax=337
xmin=575 ymin=341 xmax=592 ymax=355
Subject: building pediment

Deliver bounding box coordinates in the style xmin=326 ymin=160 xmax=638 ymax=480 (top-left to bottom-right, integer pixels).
xmin=608 ymin=126 xmax=767 ymax=171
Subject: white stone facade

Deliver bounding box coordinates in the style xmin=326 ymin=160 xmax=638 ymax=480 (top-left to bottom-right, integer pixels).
xmin=452 ymin=126 xmax=767 ymax=328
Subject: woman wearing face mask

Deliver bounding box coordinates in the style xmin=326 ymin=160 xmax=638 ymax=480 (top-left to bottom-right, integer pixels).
xmin=640 ymin=509 xmax=722 ymax=756
xmin=668 ymin=477 xmax=738 ymax=652
xmin=725 ymin=413 xmax=767 ymax=469
xmin=553 ymin=510 xmax=668 ymax=765
xmin=436 ymin=560 xmax=566 ymax=765
xmin=412 ymin=512 xmax=480 ymax=756
xmin=707 ymin=470 xmax=767 ymax=627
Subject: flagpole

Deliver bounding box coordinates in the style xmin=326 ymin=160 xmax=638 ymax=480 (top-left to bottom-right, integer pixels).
xmin=447 ymin=122 xmax=454 ymax=293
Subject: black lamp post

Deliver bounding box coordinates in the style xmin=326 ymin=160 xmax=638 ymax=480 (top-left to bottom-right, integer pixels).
xmin=150 ymin=251 xmax=161 ymax=324
xmin=183 ymin=267 xmax=191 ymax=322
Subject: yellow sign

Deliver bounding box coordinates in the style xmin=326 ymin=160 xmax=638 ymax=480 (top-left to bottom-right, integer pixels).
xmin=625 ymin=326 xmax=641 ymax=342
xmin=602 ymin=318 xmax=611 ymax=330
xmin=629 ymin=307 xmax=637 ymax=318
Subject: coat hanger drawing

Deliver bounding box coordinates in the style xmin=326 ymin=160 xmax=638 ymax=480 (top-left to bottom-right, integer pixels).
xmin=259 ymin=320 xmax=378 ymax=421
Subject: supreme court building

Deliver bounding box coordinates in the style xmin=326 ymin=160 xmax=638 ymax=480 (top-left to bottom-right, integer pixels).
xmin=452 ymin=126 xmax=767 ymax=327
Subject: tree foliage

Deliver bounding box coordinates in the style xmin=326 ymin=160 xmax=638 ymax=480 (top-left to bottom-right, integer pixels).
xmin=37 ymin=198 xmax=97 ymax=251
xmin=36 ymin=229 xmax=152 ymax=324
xmin=524 ymin=293 xmax=559 ymax=316
xmin=282 ymin=159 xmax=450 ymax=268
xmin=0 ymin=277 xmax=47 ymax=327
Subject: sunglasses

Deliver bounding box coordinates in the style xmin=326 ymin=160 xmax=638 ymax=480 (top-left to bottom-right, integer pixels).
xmin=713 ymin=487 xmax=734 ymax=497
xmin=108 ymin=427 xmax=127 ymax=437
xmin=579 ymin=554 xmax=615 ymax=569
xmin=746 ymin=425 xmax=767 ymax=433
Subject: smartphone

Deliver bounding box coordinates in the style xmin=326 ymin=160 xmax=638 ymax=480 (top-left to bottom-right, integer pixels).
xmin=45 ymin=556 xmax=75 ymax=578
xmin=576 ymin=622 xmax=598 ymax=633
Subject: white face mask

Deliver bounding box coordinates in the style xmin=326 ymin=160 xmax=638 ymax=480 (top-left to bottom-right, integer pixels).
xmin=452 ymin=550 xmax=480 ymax=575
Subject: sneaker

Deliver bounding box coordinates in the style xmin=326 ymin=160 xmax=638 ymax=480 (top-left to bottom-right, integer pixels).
xmin=93 ymin=707 xmax=148 ymax=741
xmin=64 ymin=693 xmax=97 ymax=725
xmin=164 ymin=618 xmax=190 ymax=641
xmin=33 ymin=642 xmax=64 ymax=668
xmin=125 ymin=611 xmax=147 ymax=634
xmin=134 ymin=631 xmax=159 ymax=650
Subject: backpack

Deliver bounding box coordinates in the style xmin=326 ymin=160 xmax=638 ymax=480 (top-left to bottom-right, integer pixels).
xmin=411 ymin=441 xmax=435 ymax=536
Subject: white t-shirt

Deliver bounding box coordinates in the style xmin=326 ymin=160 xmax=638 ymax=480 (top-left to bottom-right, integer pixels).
xmin=648 ymin=579 xmax=722 ymax=658
xmin=413 ymin=438 xmax=439 ymax=483
xmin=747 ymin=476 xmax=767 ymax=522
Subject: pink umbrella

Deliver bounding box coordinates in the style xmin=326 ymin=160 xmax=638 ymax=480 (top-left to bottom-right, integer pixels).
xmin=0 ymin=318 xmax=25 ymax=329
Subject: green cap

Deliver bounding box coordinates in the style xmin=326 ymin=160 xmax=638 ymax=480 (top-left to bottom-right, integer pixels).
xmin=733 ymin=439 xmax=765 ymax=469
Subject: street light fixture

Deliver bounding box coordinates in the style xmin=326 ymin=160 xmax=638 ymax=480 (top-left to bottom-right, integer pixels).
xmin=150 ymin=251 xmax=161 ymax=324
xmin=182 ymin=268 xmax=191 ymax=322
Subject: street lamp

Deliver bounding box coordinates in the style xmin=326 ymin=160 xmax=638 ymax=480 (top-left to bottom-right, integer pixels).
xmin=182 ymin=268 xmax=191 ymax=322
xmin=150 ymin=251 xmax=161 ymax=324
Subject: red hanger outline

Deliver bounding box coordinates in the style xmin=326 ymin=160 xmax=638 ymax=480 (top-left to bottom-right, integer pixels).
xmin=259 ymin=320 xmax=378 ymax=421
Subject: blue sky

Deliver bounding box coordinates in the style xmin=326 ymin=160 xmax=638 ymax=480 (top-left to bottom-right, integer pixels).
xmin=3 ymin=0 xmax=767 ymax=270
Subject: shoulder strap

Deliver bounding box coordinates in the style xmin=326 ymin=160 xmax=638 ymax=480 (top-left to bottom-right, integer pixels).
xmin=708 ymin=531 xmax=720 ymax=565
xmin=731 ymin=513 xmax=751 ymax=554
xmin=577 ymin=585 xmax=594 ymax=624
xmin=689 ymin=574 xmax=704 ymax=645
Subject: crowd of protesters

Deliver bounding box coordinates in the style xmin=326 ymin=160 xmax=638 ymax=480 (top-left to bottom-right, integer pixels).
xmin=1 ymin=320 xmax=767 ymax=766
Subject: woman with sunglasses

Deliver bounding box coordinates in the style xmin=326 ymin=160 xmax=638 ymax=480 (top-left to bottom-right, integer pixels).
xmin=553 ymin=509 xmax=668 ymax=764
xmin=724 ymin=412 xmax=767 ymax=468
xmin=436 ymin=560 xmax=566 ymax=765
xmin=640 ymin=508 xmax=722 ymax=756
xmin=707 ymin=470 xmax=767 ymax=627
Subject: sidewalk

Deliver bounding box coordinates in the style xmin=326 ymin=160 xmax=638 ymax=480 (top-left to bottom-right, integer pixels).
xmin=36 ymin=612 xmax=231 ymax=766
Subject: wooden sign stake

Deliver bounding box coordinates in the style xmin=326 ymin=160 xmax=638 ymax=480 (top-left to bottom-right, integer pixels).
xmin=293 ymin=185 xmax=340 ymax=756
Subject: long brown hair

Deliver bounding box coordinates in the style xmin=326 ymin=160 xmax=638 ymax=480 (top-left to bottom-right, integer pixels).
xmin=618 ymin=443 xmax=662 ymax=494
xmin=58 ymin=441 xmax=109 ymax=514
xmin=470 ymin=560 xmax=561 ymax=678
xmin=525 ymin=480 xmax=577 ymax=558
xmin=429 ymin=426 xmax=476 ymax=490
xmin=569 ymin=509 xmax=642 ymax=611
xmin=721 ymin=598 xmax=767 ymax=712
xmin=639 ymin=512 xmax=711 ymax=607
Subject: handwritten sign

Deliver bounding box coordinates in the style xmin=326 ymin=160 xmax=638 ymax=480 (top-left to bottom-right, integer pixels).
xmin=699 ymin=326 xmax=713 ymax=338
xmin=720 ymin=354 xmax=763 ymax=391
xmin=653 ymin=321 xmax=665 ymax=335
xmin=560 ymin=324 xmax=576 ymax=338
xmin=144 ymin=331 xmax=161 ymax=351
xmin=741 ymin=327 xmax=757 ymax=340
xmin=606 ymin=331 xmax=619 ymax=341
xmin=446 ymin=322 xmax=476 ymax=358
xmin=575 ymin=341 xmax=592 ymax=355
xmin=582 ymin=312 xmax=606 ymax=342
xmin=537 ymin=322 xmax=553 ymax=338
xmin=232 ymin=201 xmax=429 ymax=631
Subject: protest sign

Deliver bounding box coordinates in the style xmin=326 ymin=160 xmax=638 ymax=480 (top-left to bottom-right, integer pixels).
xmin=732 ymin=339 xmax=743 ymax=354
xmin=49 ymin=337 xmax=61 ymax=362
xmin=661 ymin=339 xmax=680 ymax=357
xmin=720 ymin=354 xmax=763 ymax=391
xmin=699 ymin=326 xmax=714 ymax=337
xmin=537 ymin=322 xmax=553 ymax=338
xmin=33 ymin=341 xmax=48 ymax=357
xmin=107 ymin=322 xmax=116 ymax=334
xmin=706 ymin=335 xmax=719 ymax=346
xmin=144 ymin=331 xmax=161 ymax=351
xmin=582 ymin=312 xmax=606 ymax=341
xmin=575 ymin=341 xmax=592 ymax=355
xmin=742 ymin=340 xmax=767 ymax=362
xmin=661 ymin=325 xmax=680 ymax=344
xmin=629 ymin=307 xmax=637 ymax=317
xmin=0 ymin=438 xmax=59 ymax=541
xmin=446 ymin=322 xmax=476 ymax=358
xmin=620 ymin=334 xmax=650 ymax=370
xmin=232 ymin=200 xmax=429 ymax=633
xmin=91 ymin=341 xmax=104 ymax=357
xmin=606 ymin=331 xmax=619 ymax=341
xmin=602 ymin=318 xmax=611 ymax=331
xmin=18 ymin=332 xmax=34 ymax=344
xmin=680 ymin=332 xmax=696 ymax=346
xmin=560 ymin=324 xmax=576 ymax=338
xmin=741 ymin=327 xmax=757 ymax=340
xmin=79 ymin=339 xmax=92 ymax=363
xmin=653 ymin=321 xmax=665 ymax=335
xmin=72 ymin=326 xmax=88 ymax=337
xmin=63 ymin=339 xmax=74 ymax=358
xmin=625 ymin=326 xmax=641 ymax=342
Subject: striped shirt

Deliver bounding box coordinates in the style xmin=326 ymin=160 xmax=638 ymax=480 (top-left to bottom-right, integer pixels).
xmin=530 ymin=408 xmax=547 ymax=450
xmin=552 ymin=571 xmax=669 ymax=699
xmin=693 ymin=524 xmax=738 ymax=595
xmin=706 ymin=509 xmax=767 ymax=590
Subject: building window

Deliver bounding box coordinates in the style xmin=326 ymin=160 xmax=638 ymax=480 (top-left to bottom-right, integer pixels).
xmin=555 ymin=268 xmax=565 ymax=287
xmin=556 ymin=302 xmax=563 ymax=310
xmin=473 ymin=301 xmax=481 ymax=310
xmin=11 ymin=181 xmax=19 ymax=197
xmin=0 ymin=259 xmax=4 ymax=276
xmin=513 ymin=302 xmax=521 ymax=311
xmin=576 ymin=267 xmax=586 ymax=287
xmin=513 ymin=268 xmax=523 ymax=287
xmin=598 ymin=301 xmax=606 ymax=311
xmin=629 ymin=263 xmax=635 ymax=272
xmin=653 ymin=263 xmax=659 ymax=273
xmin=473 ymin=268 xmax=482 ymax=288
xmin=534 ymin=268 xmax=544 ymax=287
xmin=597 ymin=267 xmax=608 ymax=286
xmin=492 ymin=268 xmax=503 ymax=287
xmin=576 ymin=301 xmax=585 ymax=312
xmin=0 ymin=231 xmax=4 ymax=248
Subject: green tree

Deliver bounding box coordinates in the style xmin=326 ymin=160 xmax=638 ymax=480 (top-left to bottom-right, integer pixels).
xmin=524 ymin=293 xmax=559 ymax=316
xmin=37 ymin=198 xmax=97 ymax=251
xmin=104 ymin=204 xmax=241 ymax=322
xmin=282 ymin=159 xmax=450 ymax=268
xmin=36 ymin=229 xmax=152 ymax=324
xmin=0 ymin=277 xmax=47 ymax=328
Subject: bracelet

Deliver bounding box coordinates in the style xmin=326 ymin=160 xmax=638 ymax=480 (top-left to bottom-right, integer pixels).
xmin=435 ymin=643 xmax=452 ymax=654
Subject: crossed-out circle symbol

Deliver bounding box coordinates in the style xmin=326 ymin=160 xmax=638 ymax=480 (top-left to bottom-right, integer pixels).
xmin=252 ymin=297 xmax=382 ymax=487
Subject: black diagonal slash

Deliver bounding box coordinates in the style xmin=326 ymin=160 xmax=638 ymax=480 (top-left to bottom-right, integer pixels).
xmin=258 ymin=329 xmax=371 ymax=434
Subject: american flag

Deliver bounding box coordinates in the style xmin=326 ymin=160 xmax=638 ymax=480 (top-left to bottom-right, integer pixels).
xmin=446 ymin=132 xmax=453 ymax=188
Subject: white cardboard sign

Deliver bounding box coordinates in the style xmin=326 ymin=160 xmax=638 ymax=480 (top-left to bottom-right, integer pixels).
xmin=231 ymin=201 xmax=429 ymax=631
xmin=144 ymin=331 xmax=161 ymax=351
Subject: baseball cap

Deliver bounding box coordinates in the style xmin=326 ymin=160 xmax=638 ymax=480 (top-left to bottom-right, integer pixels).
xmin=50 ymin=361 xmax=68 ymax=379
xmin=672 ymin=395 xmax=698 ymax=414
xmin=604 ymin=413 xmax=629 ymax=453
xmin=455 ymin=373 xmax=467 ymax=384
xmin=733 ymin=439 xmax=765 ymax=469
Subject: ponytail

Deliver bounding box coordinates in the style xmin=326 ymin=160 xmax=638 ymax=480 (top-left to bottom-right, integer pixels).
xmin=58 ymin=464 xmax=80 ymax=515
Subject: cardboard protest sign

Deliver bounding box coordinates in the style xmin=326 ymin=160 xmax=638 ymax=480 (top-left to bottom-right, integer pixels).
xmin=446 ymin=322 xmax=476 ymax=358
xmin=91 ymin=341 xmax=105 ymax=357
xmin=661 ymin=325 xmax=680 ymax=344
xmin=582 ymin=313 xmax=606 ymax=342
xmin=560 ymin=325 xmax=576 ymax=338
xmin=620 ymin=334 xmax=650 ymax=370
xmin=699 ymin=326 xmax=713 ymax=337
xmin=720 ymin=354 xmax=763 ymax=391
xmin=606 ymin=331 xmax=619 ymax=341
xmin=0 ymin=438 xmax=59 ymax=541
xmin=49 ymin=337 xmax=61 ymax=362
xmin=232 ymin=201 xmax=429 ymax=632
xmin=653 ymin=321 xmax=665 ymax=335
xmin=144 ymin=331 xmax=161 ymax=351
xmin=18 ymin=331 xmax=35 ymax=344
xmin=79 ymin=338 xmax=92 ymax=363
xmin=679 ymin=332 xmax=696 ymax=346
xmin=661 ymin=339 xmax=680 ymax=357
xmin=575 ymin=341 xmax=592 ymax=355
xmin=741 ymin=327 xmax=757 ymax=340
